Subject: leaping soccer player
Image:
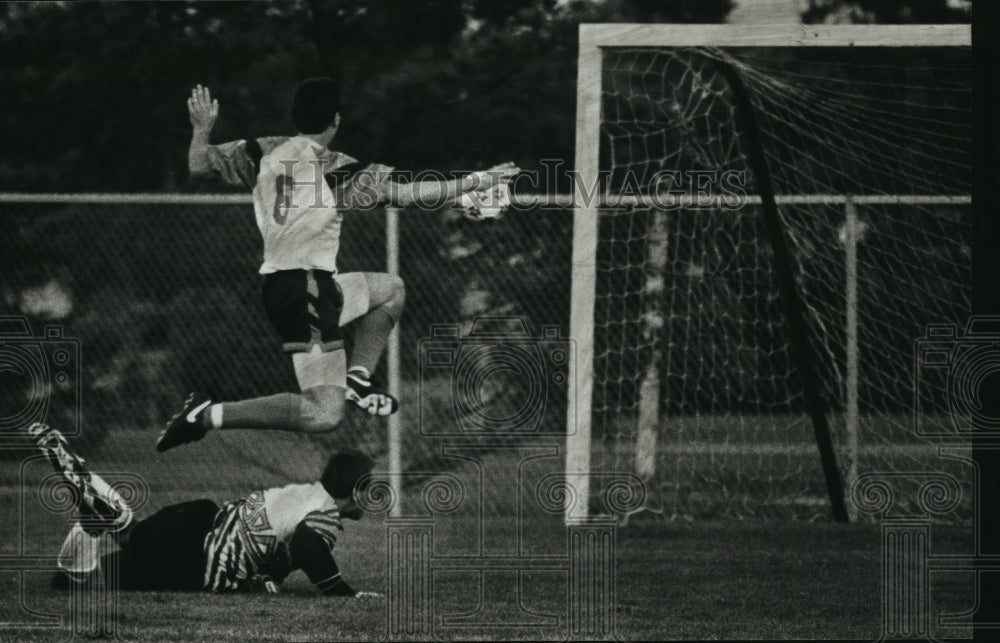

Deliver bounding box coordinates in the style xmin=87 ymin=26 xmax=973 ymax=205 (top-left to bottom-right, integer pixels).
xmin=158 ymin=78 xmax=518 ymax=451
xmin=35 ymin=422 xmax=377 ymax=596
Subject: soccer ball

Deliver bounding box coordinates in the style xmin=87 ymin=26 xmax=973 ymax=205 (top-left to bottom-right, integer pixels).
xmin=459 ymin=181 xmax=511 ymax=221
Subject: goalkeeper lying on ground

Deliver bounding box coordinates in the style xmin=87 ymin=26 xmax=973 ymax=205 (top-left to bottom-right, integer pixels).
xmin=34 ymin=422 xmax=376 ymax=596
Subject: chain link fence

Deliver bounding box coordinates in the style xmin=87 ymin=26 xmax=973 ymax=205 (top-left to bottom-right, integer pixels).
xmin=0 ymin=196 xmax=573 ymax=510
xmin=0 ymin=194 xmax=972 ymax=519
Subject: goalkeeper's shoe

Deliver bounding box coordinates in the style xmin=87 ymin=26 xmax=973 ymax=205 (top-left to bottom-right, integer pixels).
xmin=157 ymin=392 xmax=212 ymax=452
xmin=29 ymin=422 xmax=133 ymax=534
xmin=345 ymin=370 xmax=399 ymax=416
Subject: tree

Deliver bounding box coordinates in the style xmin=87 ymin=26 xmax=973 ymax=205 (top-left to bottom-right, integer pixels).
xmin=0 ymin=1 xmax=318 ymax=191
xmin=0 ymin=0 xmax=734 ymax=191
xmin=802 ymin=0 xmax=971 ymax=23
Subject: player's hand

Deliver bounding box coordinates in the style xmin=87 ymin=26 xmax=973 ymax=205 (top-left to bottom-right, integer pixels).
xmin=338 ymin=497 xmax=364 ymax=521
xmin=472 ymin=162 xmax=520 ymax=191
xmin=188 ymin=84 xmax=219 ymax=132
xmin=239 ymin=574 xmax=279 ymax=594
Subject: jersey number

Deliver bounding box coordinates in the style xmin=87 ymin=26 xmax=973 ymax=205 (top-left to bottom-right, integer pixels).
xmin=272 ymin=174 xmax=295 ymax=225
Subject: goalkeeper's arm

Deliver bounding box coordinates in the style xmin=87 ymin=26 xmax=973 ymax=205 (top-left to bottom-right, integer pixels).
xmin=387 ymin=162 xmax=519 ymax=207
xmin=288 ymin=521 xmax=356 ymax=597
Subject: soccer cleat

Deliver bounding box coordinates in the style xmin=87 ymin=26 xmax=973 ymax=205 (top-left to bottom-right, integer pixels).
xmin=30 ymin=422 xmax=81 ymax=473
xmin=157 ymin=392 xmax=212 ymax=452
xmin=345 ymin=371 xmax=399 ymax=416
xmin=30 ymin=422 xmax=133 ymax=533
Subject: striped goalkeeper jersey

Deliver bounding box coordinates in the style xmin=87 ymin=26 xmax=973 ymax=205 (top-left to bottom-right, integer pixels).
xmin=203 ymin=482 xmax=343 ymax=592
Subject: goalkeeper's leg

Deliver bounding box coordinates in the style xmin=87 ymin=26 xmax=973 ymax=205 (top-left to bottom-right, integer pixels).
xmin=30 ymin=422 xmax=135 ymax=588
xmin=52 ymin=499 xmax=219 ymax=592
xmin=30 ymin=422 xmax=133 ymax=533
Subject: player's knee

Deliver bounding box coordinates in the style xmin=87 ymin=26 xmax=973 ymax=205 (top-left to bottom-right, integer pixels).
xmin=304 ymin=404 xmax=342 ymax=433
xmin=386 ymin=275 xmax=405 ymax=318
xmin=301 ymin=387 xmax=344 ymax=433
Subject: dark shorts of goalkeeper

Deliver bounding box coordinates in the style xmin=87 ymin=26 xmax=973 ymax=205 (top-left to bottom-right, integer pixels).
xmin=53 ymin=499 xmax=219 ymax=592
xmin=261 ymin=269 xmax=346 ymax=354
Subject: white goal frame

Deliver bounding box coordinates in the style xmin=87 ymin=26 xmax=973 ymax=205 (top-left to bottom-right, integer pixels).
xmin=566 ymin=23 xmax=972 ymax=522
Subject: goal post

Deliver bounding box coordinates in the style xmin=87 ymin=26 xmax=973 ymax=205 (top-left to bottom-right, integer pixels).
xmin=567 ymin=24 xmax=972 ymax=522
xmin=565 ymin=32 xmax=603 ymax=522
xmin=386 ymin=206 xmax=403 ymax=518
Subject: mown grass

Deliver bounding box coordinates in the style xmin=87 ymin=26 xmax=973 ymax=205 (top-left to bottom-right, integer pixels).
xmin=0 ymin=490 xmax=974 ymax=641
xmin=0 ymin=416 xmax=975 ymax=640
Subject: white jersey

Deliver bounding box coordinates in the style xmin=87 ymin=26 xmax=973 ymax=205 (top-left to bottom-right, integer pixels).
xmin=253 ymin=137 xmax=346 ymax=274
xmin=243 ymin=481 xmax=338 ymax=549
xmin=202 ymin=134 xmax=394 ymax=275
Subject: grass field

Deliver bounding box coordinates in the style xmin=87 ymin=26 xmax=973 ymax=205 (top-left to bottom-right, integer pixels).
xmin=0 ymin=420 xmax=977 ymax=640
xmin=0 ymin=502 xmax=976 ymax=641
xmin=0 ymin=496 xmax=976 ymax=640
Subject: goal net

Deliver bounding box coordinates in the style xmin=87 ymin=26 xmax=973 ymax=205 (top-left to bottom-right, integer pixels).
xmin=570 ymin=25 xmax=972 ymax=521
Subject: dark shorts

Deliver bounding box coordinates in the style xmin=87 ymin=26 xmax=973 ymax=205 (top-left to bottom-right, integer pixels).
xmin=262 ymin=269 xmax=345 ymax=354
xmin=106 ymin=499 xmax=220 ymax=591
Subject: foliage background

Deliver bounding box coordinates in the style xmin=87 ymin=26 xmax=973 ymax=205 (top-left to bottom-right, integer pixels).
xmin=0 ymin=1 xmax=973 ymax=513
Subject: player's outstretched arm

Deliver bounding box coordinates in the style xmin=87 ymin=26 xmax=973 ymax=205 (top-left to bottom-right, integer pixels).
xmin=389 ymin=162 xmax=520 ymax=207
xmin=187 ymin=84 xmax=219 ymax=179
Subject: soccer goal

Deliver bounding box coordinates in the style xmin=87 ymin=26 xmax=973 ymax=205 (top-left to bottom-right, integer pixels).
xmin=566 ymin=24 xmax=972 ymax=522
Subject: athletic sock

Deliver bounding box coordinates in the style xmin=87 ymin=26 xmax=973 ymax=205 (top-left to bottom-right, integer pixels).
xmin=32 ymin=425 xmax=132 ymax=531
xmin=350 ymin=308 xmax=395 ymax=375
xmin=219 ymin=393 xmax=306 ymax=431
xmin=208 ymin=404 xmax=223 ymax=429
xmin=85 ymin=472 xmax=134 ymax=530
xmin=347 ymin=366 xmax=370 ymax=380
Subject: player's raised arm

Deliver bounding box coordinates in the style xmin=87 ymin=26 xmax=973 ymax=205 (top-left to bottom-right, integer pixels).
xmin=184 ymin=85 xmax=264 ymax=189
xmin=387 ymin=162 xmax=520 ymax=208
xmin=187 ymin=84 xmax=219 ymax=179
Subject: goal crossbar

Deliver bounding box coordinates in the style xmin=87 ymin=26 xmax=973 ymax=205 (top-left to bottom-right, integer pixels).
xmin=580 ymin=23 xmax=971 ymax=49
